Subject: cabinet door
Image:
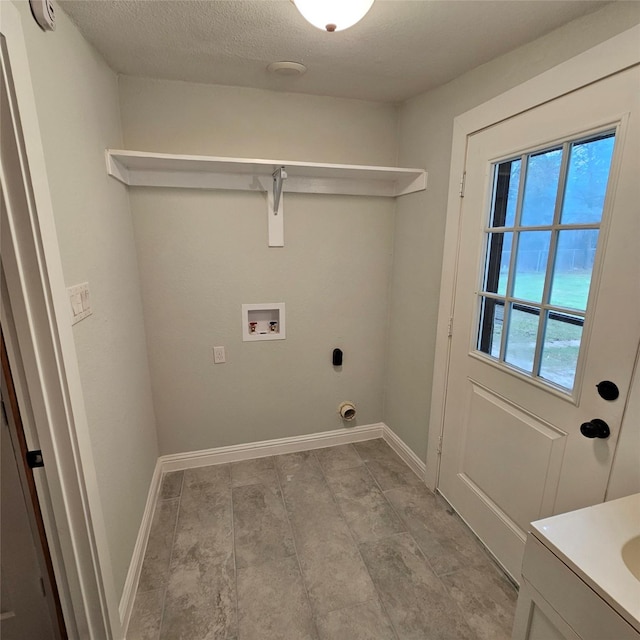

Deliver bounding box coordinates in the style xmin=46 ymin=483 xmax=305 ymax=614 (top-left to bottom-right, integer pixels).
xmin=512 ymin=582 xmax=580 ymax=640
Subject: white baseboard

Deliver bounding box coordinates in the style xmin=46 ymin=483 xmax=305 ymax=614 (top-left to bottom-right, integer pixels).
xmin=119 ymin=421 xmax=425 ymax=636
xmin=159 ymin=422 xmax=385 ymax=472
xmin=119 ymin=459 xmax=163 ymax=633
xmin=381 ymin=425 xmax=427 ymax=481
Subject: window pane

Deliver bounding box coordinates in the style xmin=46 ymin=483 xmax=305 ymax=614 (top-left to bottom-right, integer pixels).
xmin=490 ymin=159 xmax=521 ymax=228
xmin=483 ymin=233 xmax=512 ymax=296
xmin=521 ymin=148 xmax=563 ymax=227
xmin=476 ymin=134 xmax=609 ymax=393
xmin=505 ymin=304 xmax=540 ymax=373
xmin=512 ymin=231 xmax=551 ymax=303
xmin=560 ymin=134 xmax=615 ymax=224
xmin=549 ymin=229 xmax=599 ymax=311
xmin=539 ymin=312 xmax=584 ymax=390
xmin=478 ymin=297 xmax=504 ymax=358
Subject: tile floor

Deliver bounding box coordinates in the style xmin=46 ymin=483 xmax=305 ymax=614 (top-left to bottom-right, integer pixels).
xmin=128 ymin=438 xmax=517 ymax=640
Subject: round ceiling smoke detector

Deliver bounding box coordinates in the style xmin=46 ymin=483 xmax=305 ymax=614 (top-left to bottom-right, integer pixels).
xmin=267 ymin=61 xmax=307 ymax=77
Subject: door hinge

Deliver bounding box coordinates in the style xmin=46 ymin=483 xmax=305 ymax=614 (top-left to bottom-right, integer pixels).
xmin=459 ymin=171 xmax=466 ymax=198
xmin=436 ymin=434 xmax=444 ymax=456
xmin=447 ymin=316 xmax=454 ymax=338
xmin=1 ymin=400 xmax=8 ymax=427
xmin=26 ymin=450 xmax=44 ymax=469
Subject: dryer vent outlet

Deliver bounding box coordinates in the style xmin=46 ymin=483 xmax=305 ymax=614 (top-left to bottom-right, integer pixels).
xmin=338 ymin=402 xmax=356 ymax=421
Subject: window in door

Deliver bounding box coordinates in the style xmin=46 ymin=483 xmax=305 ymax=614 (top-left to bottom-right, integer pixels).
xmin=476 ymin=131 xmax=616 ymax=392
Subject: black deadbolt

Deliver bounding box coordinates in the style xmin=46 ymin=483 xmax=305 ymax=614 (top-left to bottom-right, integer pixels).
xmin=596 ymin=380 xmax=619 ymax=401
xmin=580 ymin=418 xmax=610 ymax=439
xmin=332 ymin=348 xmax=343 ymax=367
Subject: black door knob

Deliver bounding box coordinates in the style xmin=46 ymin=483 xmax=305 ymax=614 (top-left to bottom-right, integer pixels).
xmin=596 ymin=381 xmax=619 ymax=401
xmin=580 ymin=418 xmax=610 ymax=439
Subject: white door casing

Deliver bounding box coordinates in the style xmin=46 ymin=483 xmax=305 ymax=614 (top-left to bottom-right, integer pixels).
xmin=437 ymin=66 xmax=640 ymax=580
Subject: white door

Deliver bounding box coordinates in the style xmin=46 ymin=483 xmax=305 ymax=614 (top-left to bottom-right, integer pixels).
xmin=439 ymin=65 xmax=640 ymax=580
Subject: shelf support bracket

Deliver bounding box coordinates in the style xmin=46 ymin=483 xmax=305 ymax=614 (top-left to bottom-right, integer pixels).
xmin=268 ymin=166 xmax=287 ymax=247
xmin=272 ymin=166 xmax=287 ymax=214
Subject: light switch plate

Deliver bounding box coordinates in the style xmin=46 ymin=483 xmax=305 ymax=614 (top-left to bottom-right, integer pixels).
xmin=68 ymin=282 xmax=92 ymax=325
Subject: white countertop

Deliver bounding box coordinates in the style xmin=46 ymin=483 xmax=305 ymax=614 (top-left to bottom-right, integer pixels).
xmin=530 ymin=493 xmax=640 ymax=632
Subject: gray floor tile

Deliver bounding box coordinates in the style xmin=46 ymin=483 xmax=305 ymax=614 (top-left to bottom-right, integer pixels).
xmin=170 ymin=523 xmax=234 ymax=575
xmin=367 ymin=460 xmax=424 ymax=491
xmin=232 ymin=483 xmax=295 ymax=569
xmin=360 ymin=533 xmax=476 ymax=640
xmin=354 ymin=440 xmax=423 ymax=490
xmin=385 ymin=485 xmax=493 ymax=576
xmin=132 ymin=449 xmax=517 ymax=640
xmin=172 ymin=494 xmax=234 ymax=571
xmin=365 ymin=457 xmax=424 ymax=491
xmin=169 ymin=464 xmax=235 ymax=610
xmin=237 ymin=555 xmax=317 ymax=640
xmin=315 ymin=444 xmax=363 ymax=476
xmin=177 ymin=465 xmax=232 ymax=534
xmin=161 ymin=551 xmax=236 ymax=640
xmin=230 ymin=457 xmax=278 ymax=487
xmin=326 ymin=465 xmax=406 ymax=542
xmin=128 ymin=589 xmax=164 ymax=640
xmin=275 ymin=450 xmax=324 ymax=481
xmin=296 ymin=525 xmax=378 ymax=615
xmin=352 ymin=438 xmax=398 ymax=463
xmin=275 ymin=451 xmax=335 ymax=517
xmin=440 ymin=564 xmax=517 ymax=640
xmin=315 ymin=599 xmax=397 ymax=640
xmin=160 ymin=471 xmax=183 ymax=499
xmin=183 ymin=464 xmax=231 ymax=492
xmin=277 ymin=452 xmax=377 ymax=614
xmin=138 ymin=499 xmax=179 ymax=592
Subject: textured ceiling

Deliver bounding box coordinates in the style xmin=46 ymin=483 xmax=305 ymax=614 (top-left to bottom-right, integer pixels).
xmin=59 ymin=0 xmax=608 ymax=103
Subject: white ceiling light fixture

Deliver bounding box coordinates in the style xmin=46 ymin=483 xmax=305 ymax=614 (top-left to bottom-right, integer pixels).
xmin=293 ymin=0 xmax=375 ymax=32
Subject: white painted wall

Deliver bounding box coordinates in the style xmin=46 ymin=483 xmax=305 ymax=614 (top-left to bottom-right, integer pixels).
xmin=385 ymin=1 xmax=640 ymax=461
xmin=13 ymin=0 xmax=159 ymax=600
xmin=119 ymin=79 xmax=398 ymax=454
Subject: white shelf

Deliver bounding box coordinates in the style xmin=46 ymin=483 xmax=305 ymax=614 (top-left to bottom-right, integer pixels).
xmin=106 ymin=150 xmax=427 ymax=198
xmin=106 ymin=149 xmax=427 ymax=246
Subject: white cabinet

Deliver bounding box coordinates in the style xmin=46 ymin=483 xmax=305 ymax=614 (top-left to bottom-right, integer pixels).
xmin=513 ymin=535 xmax=639 ymax=640
xmin=513 ymin=494 xmax=640 ymax=640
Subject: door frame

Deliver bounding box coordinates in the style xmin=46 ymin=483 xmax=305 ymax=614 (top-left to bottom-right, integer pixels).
xmin=426 ymin=24 xmax=640 ymax=491
xmin=1 ymin=2 xmax=121 ymax=638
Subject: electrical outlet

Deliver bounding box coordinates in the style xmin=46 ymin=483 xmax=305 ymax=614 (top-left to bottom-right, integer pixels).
xmin=213 ymin=346 xmax=226 ymax=364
